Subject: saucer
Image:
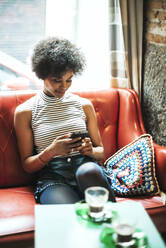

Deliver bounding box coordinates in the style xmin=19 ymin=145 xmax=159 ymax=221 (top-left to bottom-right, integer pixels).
xmin=100 ymin=226 xmax=150 ymax=248
xmin=75 ymin=201 xmax=118 ymax=224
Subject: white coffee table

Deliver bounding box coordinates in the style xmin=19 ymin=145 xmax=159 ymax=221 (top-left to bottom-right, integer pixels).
xmin=35 ymin=201 xmax=165 ymax=248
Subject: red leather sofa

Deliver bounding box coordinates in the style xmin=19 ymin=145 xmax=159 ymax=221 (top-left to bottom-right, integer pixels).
xmin=0 ymin=88 xmax=166 ymax=247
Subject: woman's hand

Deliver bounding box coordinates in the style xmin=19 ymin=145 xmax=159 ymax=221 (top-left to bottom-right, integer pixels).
xmin=48 ymin=134 xmax=83 ymax=157
xmin=76 ymin=137 xmax=94 ymax=157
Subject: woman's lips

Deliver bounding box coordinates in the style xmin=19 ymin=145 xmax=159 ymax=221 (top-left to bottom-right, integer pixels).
xmin=56 ymin=90 xmax=66 ymax=94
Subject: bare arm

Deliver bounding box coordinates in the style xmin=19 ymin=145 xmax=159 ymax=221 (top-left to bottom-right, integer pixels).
xmin=14 ymin=107 xmax=42 ymax=173
xmin=77 ymin=99 xmax=104 ymax=161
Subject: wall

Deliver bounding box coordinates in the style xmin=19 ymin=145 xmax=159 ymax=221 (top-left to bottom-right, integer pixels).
xmin=142 ymin=0 xmax=166 ymax=146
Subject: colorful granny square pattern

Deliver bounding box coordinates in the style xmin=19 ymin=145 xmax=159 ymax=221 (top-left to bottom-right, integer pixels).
xmin=104 ymin=134 xmax=160 ymax=196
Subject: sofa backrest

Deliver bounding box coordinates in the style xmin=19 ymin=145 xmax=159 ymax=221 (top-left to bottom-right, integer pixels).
xmin=76 ymin=89 xmax=146 ymax=154
xmin=0 ymin=91 xmax=36 ymax=187
xmin=0 ymin=88 xmax=145 ymax=187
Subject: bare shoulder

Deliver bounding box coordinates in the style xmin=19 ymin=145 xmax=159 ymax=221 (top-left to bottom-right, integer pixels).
xmin=15 ymin=101 xmax=31 ymax=115
xmin=14 ymin=107 xmax=32 ymax=133
xmin=14 ymin=97 xmax=34 ymax=122
xmin=79 ymin=96 xmax=93 ymax=107
xmin=79 ymin=96 xmax=95 ymax=121
xmin=15 ymin=94 xmax=36 ymax=113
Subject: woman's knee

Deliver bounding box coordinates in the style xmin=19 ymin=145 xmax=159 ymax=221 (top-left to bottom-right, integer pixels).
xmin=75 ymin=162 xmax=106 ymax=191
xmin=75 ymin=162 xmax=116 ymax=202
xmin=76 ymin=162 xmax=102 ymax=181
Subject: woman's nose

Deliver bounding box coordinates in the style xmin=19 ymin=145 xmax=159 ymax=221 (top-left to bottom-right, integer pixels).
xmin=61 ymin=81 xmax=67 ymax=88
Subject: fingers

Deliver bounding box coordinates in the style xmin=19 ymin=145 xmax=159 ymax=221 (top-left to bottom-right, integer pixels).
xmin=69 ymin=137 xmax=82 ymax=144
xmin=56 ymin=133 xmax=71 ymax=140
xmin=53 ymin=134 xmax=93 ymax=155
xmin=78 ymin=138 xmax=93 ymax=154
xmin=68 ymin=137 xmax=92 ymax=153
xmin=68 ymin=140 xmax=83 ymax=152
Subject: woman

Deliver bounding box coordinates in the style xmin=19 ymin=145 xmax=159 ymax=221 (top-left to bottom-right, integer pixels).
xmin=14 ymin=37 xmax=115 ymax=204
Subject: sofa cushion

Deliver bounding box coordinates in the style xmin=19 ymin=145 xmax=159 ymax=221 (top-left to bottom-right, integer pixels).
xmin=0 ymin=186 xmax=35 ymax=237
xmin=105 ymin=134 xmax=160 ymax=196
xmin=116 ymin=195 xmax=165 ymax=209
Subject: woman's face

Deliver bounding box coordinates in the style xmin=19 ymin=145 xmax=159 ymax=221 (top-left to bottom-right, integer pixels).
xmin=43 ymin=71 xmax=73 ymax=98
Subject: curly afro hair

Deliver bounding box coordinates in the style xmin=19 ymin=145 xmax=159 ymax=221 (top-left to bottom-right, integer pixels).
xmin=31 ymin=37 xmax=86 ymax=79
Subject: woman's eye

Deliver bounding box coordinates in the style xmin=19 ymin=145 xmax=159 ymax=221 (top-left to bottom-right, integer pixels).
xmin=52 ymin=79 xmax=61 ymax=83
xmin=51 ymin=79 xmax=72 ymax=83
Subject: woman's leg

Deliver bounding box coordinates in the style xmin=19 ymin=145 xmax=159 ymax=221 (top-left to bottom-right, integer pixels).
xmin=39 ymin=184 xmax=81 ymax=204
xmin=76 ymin=162 xmax=116 ymax=202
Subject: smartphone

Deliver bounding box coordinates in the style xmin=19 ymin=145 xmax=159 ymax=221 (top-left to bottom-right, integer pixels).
xmin=71 ymin=131 xmax=89 ymax=141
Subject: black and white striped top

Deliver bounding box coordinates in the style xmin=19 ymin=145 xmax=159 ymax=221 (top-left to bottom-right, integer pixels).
xmin=24 ymin=91 xmax=87 ymax=157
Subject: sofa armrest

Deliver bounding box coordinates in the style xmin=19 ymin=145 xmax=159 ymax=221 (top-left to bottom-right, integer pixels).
xmin=117 ymin=89 xmax=146 ymax=148
xmin=153 ymin=142 xmax=166 ymax=191
xmin=117 ymin=88 xmax=166 ymax=192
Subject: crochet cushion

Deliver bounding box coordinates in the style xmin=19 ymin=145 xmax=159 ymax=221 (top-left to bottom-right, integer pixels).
xmin=104 ymin=134 xmax=160 ymax=196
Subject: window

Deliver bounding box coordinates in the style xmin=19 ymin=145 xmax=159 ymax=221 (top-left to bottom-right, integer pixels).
xmin=0 ymin=65 xmax=17 ymax=84
xmin=46 ymin=0 xmax=111 ymax=91
xmin=0 ymin=0 xmax=124 ymax=91
xmin=0 ymin=0 xmax=45 ymax=91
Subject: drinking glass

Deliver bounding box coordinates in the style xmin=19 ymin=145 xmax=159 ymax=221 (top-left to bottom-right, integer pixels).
xmin=85 ymin=186 xmax=109 ymax=220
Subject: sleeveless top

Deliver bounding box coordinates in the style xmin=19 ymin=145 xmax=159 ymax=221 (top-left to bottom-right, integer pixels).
xmin=23 ymin=91 xmax=87 ymax=157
